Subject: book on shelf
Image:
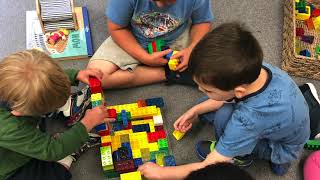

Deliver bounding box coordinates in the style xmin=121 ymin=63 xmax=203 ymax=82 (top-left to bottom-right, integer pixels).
xmin=26 ymin=7 xmax=93 ymax=60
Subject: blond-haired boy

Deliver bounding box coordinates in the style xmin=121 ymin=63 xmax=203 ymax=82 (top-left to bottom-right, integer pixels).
xmin=0 ymin=50 xmax=114 ymax=180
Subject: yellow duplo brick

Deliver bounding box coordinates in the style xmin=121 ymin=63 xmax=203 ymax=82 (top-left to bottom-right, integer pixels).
xmin=156 ymin=108 xmax=162 ymax=115
xmin=131 ymin=119 xmax=153 ymax=125
xmin=120 ymin=171 xmax=142 ymax=180
xmin=114 ymin=129 xmax=133 ymax=136
xmin=148 ymin=142 xmax=159 ymax=152
xmin=173 ymin=130 xmax=185 ymax=140
xmin=168 ymin=59 xmax=179 ymax=70
xmin=132 ymin=149 xmax=142 ymax=159
xmin=131 ymin=106 xmax=158 ymax=119
xmin=149 ymin=121 xmax=155 ymax=132
xmin=101 ymin=135 xmax=111 ymax=144
xmin=108 ymin=103 xmax=138 ymax=113
xmin=91 ymin=93 xmax=102 ymax=101
xmin=156 ymin=153 xmax=165 ymax=167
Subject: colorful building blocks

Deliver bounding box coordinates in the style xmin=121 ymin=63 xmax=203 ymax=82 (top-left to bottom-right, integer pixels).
xmin=296 ymin=5 xmax=311 ymax=20
xmin=172 ymin=130 xmax=185 ymax=141
xmin=99 ymin=98 xmax=176 ymax=178
xmin=167 ymin=51 xmax=180 ymax=71
xmin=148 ymin=39 xmax=166 ymax=54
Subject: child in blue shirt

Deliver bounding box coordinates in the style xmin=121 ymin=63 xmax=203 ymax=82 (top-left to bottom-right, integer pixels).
xmin=88 ymin=0 xmax=214 ymax=88
xmin=138 ymin=22 xmax=310 ymax=179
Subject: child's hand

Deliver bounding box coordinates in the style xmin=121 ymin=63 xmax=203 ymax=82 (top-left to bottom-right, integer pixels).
xmin=171 ymin=47 xmax=192 ymax=72
xmin=145 ymin=49 xmax=172 ymax=66
xmin=138 ymin=162 xmax=164 ymax=180
xmin=77 ymin=68 xmax=103 ymax=84
xmin=174 ymin=108 xmax=198 ymax=133
xmin=81 ymin=106 xmax=116 ymax=132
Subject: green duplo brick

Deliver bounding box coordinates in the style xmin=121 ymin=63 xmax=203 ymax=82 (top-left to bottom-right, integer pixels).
xmin=104 ymin=170 xmax=119 ymax=178
xmin=116 ymin=113 xmax=122 ymax=122
xmin=158 ymin=138 xmax=168 ymax=149
xmin=92 ymin=100 xmax=102 ymax=107
xmin=155 ymin=39 xmax=165 ymax=51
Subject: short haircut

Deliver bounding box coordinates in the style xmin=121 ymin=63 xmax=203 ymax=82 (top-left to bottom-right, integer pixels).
xmin=189 ymin=22 xmax=263 ymax=91
xmin=0 ymin=50 xmax=71 ymax=116
xmin=185 ymin=163 xmax=254 ymax=180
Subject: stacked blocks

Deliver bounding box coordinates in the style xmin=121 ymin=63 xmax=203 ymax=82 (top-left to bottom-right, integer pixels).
xmin=147 ymin=39 xmax=180 ymax=71
xmin=294 ymin=0 xmax=320 ymax=58
xmin=167 ymin=51 xmax=180 ymax=71
xmin=100 ymin=98 xmax=176 ymax=179
xmin=147 ymin=39 xmax=167 ymax=54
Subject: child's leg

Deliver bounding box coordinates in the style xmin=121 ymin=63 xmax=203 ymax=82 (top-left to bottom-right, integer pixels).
xmin=197 ymin=96 xmax=235 ymax=140
xmin=87 ymin=60 xmax=166 ymax=89
xmin=252 ymin=139 xmax=291 ymax=176
xmin=304 ymin=151 xmax=320 ymax=180
xmin=87 ymin=37 xmax=166 ymax=89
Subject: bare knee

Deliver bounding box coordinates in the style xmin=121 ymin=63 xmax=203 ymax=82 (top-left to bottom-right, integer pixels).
xmin=87 ymin=60 xmax=119 ymax=88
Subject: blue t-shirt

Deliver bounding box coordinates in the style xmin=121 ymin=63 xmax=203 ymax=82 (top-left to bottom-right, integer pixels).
xmin=215 ymin=63 xmax=310 ymax=164
xmin=106 ymin=0 xmax=214 ymax=48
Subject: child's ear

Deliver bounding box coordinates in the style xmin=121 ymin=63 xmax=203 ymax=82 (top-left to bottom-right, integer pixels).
xmin=234 ymin=86 xmax=247 ymax=99
xmin=11 ymin=110 xmax=23 ymax=116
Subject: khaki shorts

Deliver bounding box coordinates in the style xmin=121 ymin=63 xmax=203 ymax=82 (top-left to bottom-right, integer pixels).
xmin=90 ymin=27 xmax=190 ymax=70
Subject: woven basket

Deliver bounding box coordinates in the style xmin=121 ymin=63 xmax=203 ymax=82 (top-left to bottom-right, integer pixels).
xmin=282 ymin=0 xmax=320 ymax=80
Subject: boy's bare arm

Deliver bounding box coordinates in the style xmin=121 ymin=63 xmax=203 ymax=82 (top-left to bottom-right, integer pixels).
xmin=107 ymin=21 xmax=169 ymax=66
xmin=139 ymin=149 xmax=231 ymax=179
xmin=188 ymin=22 xmax=212 ymax=50
xmin=193 ymin=99 xmax=224 ymax=115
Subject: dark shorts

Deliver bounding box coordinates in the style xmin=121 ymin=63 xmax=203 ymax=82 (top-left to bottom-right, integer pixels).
xmin=7 ymin=159 xmax=71 ymax=180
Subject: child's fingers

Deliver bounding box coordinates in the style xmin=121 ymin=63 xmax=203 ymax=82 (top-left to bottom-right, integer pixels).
xmin=104 ymin=117 xmax=116 ymax=122
xmin=155 ymin=49 xmax=172 ymax=58
xmin=170 ymin=51 xmax=182 ymax=60
xmin=88 ymin=69 xmax=103 ymax=80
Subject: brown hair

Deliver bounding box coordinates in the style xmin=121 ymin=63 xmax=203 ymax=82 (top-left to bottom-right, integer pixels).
xmin=0 ymin=49 xmax=71 ymax=116
xmin=189 ymin=22 xmax=263 ymax=91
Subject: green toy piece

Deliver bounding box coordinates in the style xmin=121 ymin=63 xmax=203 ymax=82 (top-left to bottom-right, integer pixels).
xmin=304 ymin=139 xmax=320 ymax=150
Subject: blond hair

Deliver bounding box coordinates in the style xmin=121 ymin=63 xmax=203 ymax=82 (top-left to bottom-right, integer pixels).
xmin=0 ymin=50 xmax=71 ymax=116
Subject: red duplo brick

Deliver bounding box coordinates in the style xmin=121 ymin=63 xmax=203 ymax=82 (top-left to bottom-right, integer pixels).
xmin=296 ymin=28 xmax=304 ymax=37
xmin=305 ymin=18 xmax=315 ymax=30
xmin=101 ymin=142 xmax=112 ymax=147
xmin=89 ymin=77 xmax=103 ymax=94
xmin=147 ymin=132 xmax=157 ymax=143
xmin=124 ymin=122 xmax=132 ymax=130
xmin=99 ymin=129 xmax=110 ymax=136
xmin=155 ymin=125 xmax=164 ymax=131
xmin=158 ymin=130 xmax=166 ymax=139
xmin=137 ymin=100 xmax=147 ymax=107
xmin=107 ymin=109 xmax=117 ymax=118
xmin=312 ymin=9 xmax=320 ymax=17
xmin=115 ymin=160 xmax=135 ymax=173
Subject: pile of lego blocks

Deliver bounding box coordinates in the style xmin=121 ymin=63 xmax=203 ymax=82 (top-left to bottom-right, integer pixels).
xmin=295 ymin=0 xmax=320 ymax=57
xmin=148 ymin=39 xmax=180 ymax=70
xmin=99 ymin=97 xmax=176 ymax=179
